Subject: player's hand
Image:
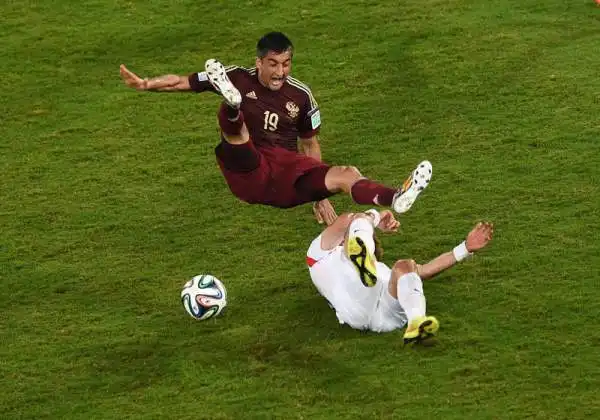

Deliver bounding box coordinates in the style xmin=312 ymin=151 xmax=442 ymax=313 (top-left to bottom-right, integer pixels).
xmin=313 ymin=200 xmax=337 ymax=225
xmin=465 ymin=222 xmax=494 ymax=252
xmin=120 ymin=64 xmax=148 ymax=90
xmin=377 ymin=210 xmax=400 ymax=232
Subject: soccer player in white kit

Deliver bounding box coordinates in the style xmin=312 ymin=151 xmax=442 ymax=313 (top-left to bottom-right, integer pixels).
xmin=306 ymin=209 xmax=494 ymax=345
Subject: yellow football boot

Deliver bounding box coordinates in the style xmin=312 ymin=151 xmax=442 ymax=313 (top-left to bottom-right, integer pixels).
xmin=403 ymin=316 xmax=440 ymax=346
xmin=345 ymin=236 xmax=378 ymax=287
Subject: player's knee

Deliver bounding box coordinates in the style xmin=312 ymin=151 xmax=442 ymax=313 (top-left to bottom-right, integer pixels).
xmin=326 ymin=166 xmax=362 ymax=191
xmin=330 ymin=165 xmax=361 ymax=178
xmin=392 ymin=259 xmax=417 ymax=275
xmin=342 ymin=165 xmax=362 ymax=179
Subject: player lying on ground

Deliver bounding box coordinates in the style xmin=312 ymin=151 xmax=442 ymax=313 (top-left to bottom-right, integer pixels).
xmin=306 ymin=209 xmax=494 ymax=345
xmin=120 ymin=31 xmax=430 ymax=222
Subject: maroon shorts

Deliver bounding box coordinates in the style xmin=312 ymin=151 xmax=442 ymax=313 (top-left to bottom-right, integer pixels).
xmin=215 ymin=140 xmax=333 ymax=208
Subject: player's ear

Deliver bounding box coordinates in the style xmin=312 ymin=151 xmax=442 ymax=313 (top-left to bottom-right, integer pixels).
xmin=255 ymin=56 xmax=262 ymax=69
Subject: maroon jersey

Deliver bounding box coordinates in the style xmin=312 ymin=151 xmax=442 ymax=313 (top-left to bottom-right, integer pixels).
xmin=189 ymin=66 xmax=321 ymax=151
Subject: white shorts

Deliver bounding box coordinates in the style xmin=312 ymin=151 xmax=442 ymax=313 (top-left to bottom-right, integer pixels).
xmin=307 ymin=234 xmax=408 ymax=333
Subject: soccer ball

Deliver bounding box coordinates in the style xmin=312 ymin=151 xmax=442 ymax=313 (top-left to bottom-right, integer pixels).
xmin=181 ymin=274 xmax=227 ymax=320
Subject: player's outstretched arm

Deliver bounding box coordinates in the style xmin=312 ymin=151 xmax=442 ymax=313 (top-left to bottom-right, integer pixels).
xmin=417 ymin=221 xmax=494 ymax=280
xmin=120 ymin=64 xmax=191 ymax=91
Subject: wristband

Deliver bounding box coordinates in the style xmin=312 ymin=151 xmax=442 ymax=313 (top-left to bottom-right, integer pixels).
xmin=452 ymin=241 xmax=472 ymax=262
xmin=364 ymin=209 xmax=381 ymax=227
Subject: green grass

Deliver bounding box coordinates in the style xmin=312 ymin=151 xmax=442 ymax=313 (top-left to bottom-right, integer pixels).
xmin=2 ymin=0 xmax=600 ymax=418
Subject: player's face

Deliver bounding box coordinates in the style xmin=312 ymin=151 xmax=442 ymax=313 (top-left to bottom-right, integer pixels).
xmin=256 ymin=50 xmax=292 ymax=91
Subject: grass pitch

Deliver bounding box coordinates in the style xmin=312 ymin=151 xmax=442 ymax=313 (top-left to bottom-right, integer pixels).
xmin=2 ymin=1 xmax=600 ymax=419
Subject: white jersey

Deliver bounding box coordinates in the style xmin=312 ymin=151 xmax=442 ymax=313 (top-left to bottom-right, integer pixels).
xmin=306 ymin=234 xmax=408 ymax=332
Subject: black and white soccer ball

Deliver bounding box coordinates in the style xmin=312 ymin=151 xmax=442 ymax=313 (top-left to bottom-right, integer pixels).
xmin=181 ymin=274 xmax=227 ymax=320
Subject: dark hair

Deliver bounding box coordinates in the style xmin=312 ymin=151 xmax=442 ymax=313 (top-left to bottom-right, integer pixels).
xmin=256 ymin=32 xmax=294 ymax=58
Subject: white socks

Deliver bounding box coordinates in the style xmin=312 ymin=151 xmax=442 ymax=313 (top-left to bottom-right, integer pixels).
xmin=396 ymin=272 xmax=426 ymax=322
xmin=347 ymin=217 xmax=376 ymax=255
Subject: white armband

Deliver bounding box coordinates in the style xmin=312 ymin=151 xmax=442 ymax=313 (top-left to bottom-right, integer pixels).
xmin=452 ymin=241 xmax=473 ymax=262
xmin=364 ymin=209 xmax=381 ymax=227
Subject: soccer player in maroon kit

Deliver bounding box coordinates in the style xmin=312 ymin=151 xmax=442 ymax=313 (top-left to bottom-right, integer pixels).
xmin=120 ymin=32 xmax=431 ymax=224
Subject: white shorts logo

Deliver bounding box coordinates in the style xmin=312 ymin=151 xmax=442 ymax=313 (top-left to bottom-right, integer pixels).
xmin=197 ymin=71 xmax=208 ymax=82
xmin=310 ymin=109 xmax=321 ymax=129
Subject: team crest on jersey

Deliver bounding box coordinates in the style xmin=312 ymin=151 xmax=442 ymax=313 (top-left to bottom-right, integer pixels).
xmin=285 ymin=101 xmax=300 ymax=119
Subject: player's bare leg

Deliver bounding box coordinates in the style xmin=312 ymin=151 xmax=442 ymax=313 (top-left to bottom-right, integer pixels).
xmin=388 ymin=259 xmax=439 ymax=346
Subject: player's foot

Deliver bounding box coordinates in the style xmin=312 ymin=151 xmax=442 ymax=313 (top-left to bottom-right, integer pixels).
xmin=392 ymin=160 xmax=432 ymax=214
xmin=205 ymin=59 xmax=242 ymax=109
xmin=345 ymin=236 xmax=378 ymax=287
xmin=403 ymin=315 xmax=440 ymax=346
